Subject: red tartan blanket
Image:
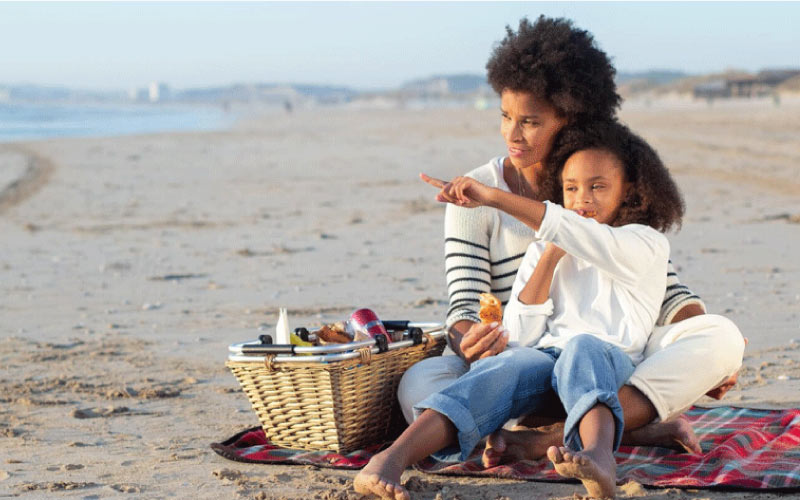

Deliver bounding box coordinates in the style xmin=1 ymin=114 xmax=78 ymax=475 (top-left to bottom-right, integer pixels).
xmin=210 ymin=406 xmax=800 ymax=491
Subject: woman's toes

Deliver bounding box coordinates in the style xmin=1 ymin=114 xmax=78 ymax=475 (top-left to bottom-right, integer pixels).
xmin=546 ymin=445 xmax=563 ymax=463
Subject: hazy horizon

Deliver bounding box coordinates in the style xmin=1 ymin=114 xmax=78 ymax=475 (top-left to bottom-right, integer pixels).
xmin=2 ymin=2 xmax=798 ymax=92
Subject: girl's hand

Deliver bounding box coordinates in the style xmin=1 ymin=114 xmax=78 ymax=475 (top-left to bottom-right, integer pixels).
xmin=420 ymin=173 xmax=494 ymax=208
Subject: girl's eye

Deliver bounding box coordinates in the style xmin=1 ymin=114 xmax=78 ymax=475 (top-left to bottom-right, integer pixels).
xmin=592 ymin=184 xmax=605 ymax=190
xmin=564 ymin=186 xmax=577 ymax=192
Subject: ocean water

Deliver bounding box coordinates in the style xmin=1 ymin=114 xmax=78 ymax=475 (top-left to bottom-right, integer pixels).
xmin=0 ymin=102 xmax=236 ymax=143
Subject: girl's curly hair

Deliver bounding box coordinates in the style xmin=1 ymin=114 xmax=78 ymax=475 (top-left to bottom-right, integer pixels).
xmin=543 ymin=121 xmax=685 ymax=233
xmin=486 ymin=16 xmax=621 ymax=124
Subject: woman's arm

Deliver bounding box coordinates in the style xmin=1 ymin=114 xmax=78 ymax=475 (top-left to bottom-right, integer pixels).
xmin=658 ymin=261 xmax=707 ymax=325
xmin=440 ymin=177 xmax=509 ymax=362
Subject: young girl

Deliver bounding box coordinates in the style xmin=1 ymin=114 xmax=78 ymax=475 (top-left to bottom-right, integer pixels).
xmin=354 ymin=121 xmax=685 ymax=500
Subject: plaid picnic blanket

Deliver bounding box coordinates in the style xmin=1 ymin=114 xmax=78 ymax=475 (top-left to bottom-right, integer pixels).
xmin=211 ymin=406 xmax=800 ymax=491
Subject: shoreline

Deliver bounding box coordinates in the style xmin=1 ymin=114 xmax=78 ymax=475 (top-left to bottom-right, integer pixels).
xmin=0 ymin=101 xmax=248 ymax=145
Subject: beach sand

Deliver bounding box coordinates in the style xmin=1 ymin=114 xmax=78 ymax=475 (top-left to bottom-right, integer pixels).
xmin=1 ymin=97 xmax=799 ymax=499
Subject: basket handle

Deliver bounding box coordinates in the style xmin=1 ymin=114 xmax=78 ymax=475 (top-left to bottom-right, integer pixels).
xmin=357 ymin=346 xmax=372 ymax=365
xmin=264 ymin=354 xmax=277 ymax=372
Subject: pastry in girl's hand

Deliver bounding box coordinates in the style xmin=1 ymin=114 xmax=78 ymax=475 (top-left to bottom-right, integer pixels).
xmin=478 ymin=293 xmax=503 ymax=324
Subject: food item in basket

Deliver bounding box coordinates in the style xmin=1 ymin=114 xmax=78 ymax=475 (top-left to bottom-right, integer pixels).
xmin=315 ymin=324 xmax=352 ymax=344
xmin=478 ymin=293 xmax=503 ymax=324
xmin=331 ymin=321 xmax=352 ymax=338
xmin=348 ymin=308 xmax=391 ymax=342
xmin=289 ymin=332 xmax=314 ymax=355
xmin=290 ymin=332 xmax=313 ymax=348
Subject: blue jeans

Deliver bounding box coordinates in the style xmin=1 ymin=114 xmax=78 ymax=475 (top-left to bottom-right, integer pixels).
xmin=413 ymin=334 xmax=635 ymax=461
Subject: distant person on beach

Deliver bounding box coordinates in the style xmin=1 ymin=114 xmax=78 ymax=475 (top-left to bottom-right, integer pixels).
xmin=397 ymin=15 xmax=745 ymax=465
xmin=357 ymin=119 xmax=685 ymax=500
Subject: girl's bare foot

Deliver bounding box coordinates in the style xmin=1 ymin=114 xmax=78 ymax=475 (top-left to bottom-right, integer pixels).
xmin=624 ymin=416 xmax=701 ymax=454
xmin=482 ymin=424 xmax=563 ymax=468
xmin=353 ymin=449 xmax=410 ymax=500
xmin=547 ymin=445 xmax=617 ymax=499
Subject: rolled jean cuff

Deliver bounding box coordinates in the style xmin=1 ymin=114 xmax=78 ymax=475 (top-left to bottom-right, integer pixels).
xmin=563 ymin=390 xmax=625 ymax=452
xmin=414 ymin=392 xmax=482 ymax=462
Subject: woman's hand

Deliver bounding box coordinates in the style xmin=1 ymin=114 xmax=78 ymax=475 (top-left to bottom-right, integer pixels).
xmin=705 ymin=336 xmax=748 ymax=400
xmin=459 ymin=321 xmax=509 ymax=364
xmin=420 ymin=173 xmax=494 ymax=208
xmin=449 ymin=320 xmax=509 ymax=364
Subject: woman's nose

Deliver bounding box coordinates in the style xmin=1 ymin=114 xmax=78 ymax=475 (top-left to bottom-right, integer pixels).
xmin=504 ymin=122 xmax=522 ymax=142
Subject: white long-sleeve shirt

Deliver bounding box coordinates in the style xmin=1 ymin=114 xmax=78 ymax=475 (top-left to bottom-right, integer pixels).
xmin=502 ymin=202 xmax=669 ymax=365
xmin=445 ymin=158 xmax=703 ymax=333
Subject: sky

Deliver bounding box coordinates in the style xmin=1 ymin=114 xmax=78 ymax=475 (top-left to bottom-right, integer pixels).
xmin=1 ymin=1 xmax=798 ymax=91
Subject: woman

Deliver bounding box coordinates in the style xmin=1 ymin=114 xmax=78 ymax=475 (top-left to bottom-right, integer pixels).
xmin=398 ymin=16 xmax=745 ymax=464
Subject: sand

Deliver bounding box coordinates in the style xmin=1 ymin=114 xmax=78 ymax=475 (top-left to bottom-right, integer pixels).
xmin=1 ymin=96 xmax=799 ymax=499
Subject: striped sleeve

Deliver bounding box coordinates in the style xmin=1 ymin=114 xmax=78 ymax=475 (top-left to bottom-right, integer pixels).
xmin=656 ymin=260 xmax=707 ymax=326
xmin=444 ymin=203 xmax=491 ymax=329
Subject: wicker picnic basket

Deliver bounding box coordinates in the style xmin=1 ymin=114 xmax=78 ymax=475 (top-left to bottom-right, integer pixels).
xmin=226 ymin=322 xmax=446 ymax=453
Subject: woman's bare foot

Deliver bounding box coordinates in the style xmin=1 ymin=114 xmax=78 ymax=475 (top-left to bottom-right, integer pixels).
xmin=353 ymin=449 xmax=410 ymax=500
xmin=482 ymin=424 xmax=564 ymax=468
xmin=547 ymin=445 xmax=617 ymax=499
xmin=623 ymin=416 xmax=701 ymax=454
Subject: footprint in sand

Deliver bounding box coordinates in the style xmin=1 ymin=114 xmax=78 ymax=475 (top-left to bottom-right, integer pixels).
xmin=71 ymin=406 xmax=133 ymax=419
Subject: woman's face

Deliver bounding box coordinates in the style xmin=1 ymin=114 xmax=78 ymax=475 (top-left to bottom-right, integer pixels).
xmin=500 ymin=90 xmax=567 ymax=170
xmin=561 ymin=148 xmax=631 ymax=226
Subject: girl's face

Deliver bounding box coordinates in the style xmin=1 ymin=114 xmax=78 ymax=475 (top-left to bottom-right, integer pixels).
xmin=561 ymin=148 xmax=631 ymax=225
xmin=500 ymin=90 xmax=567 ymax=170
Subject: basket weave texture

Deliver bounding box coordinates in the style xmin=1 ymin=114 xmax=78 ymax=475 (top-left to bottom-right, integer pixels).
xmin=226 ymin=336 xmax=445 ymax=452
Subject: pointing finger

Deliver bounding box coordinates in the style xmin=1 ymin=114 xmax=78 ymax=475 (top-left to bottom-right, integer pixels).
xmin=420 ymin=173 xmax=446 ymax=188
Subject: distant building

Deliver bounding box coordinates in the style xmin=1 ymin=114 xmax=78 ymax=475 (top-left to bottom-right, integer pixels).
xmin=757 ymin=69 xmax=800 ymax=86
xmin=400 ymin=74 xmax=490 ymax=98
xmin=693 ymin=80 xmax=729 ymax=99
xmin=148 ymin=82 xmax=171 ymax=103
xmin=693 ymin=69 xmax=800 ymax=99
xmin=727 ymin=75 xmax=760 ymax=97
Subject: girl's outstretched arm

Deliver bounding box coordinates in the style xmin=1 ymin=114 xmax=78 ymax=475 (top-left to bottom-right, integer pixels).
xmin=421 ymin=173 xmax=547 ymax=230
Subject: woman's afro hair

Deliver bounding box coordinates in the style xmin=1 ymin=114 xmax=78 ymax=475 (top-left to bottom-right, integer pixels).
xmin=487 ymin=16 xmax=621 ymax=123
xmin=543 ymin=120 xmax=685 ymax=233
